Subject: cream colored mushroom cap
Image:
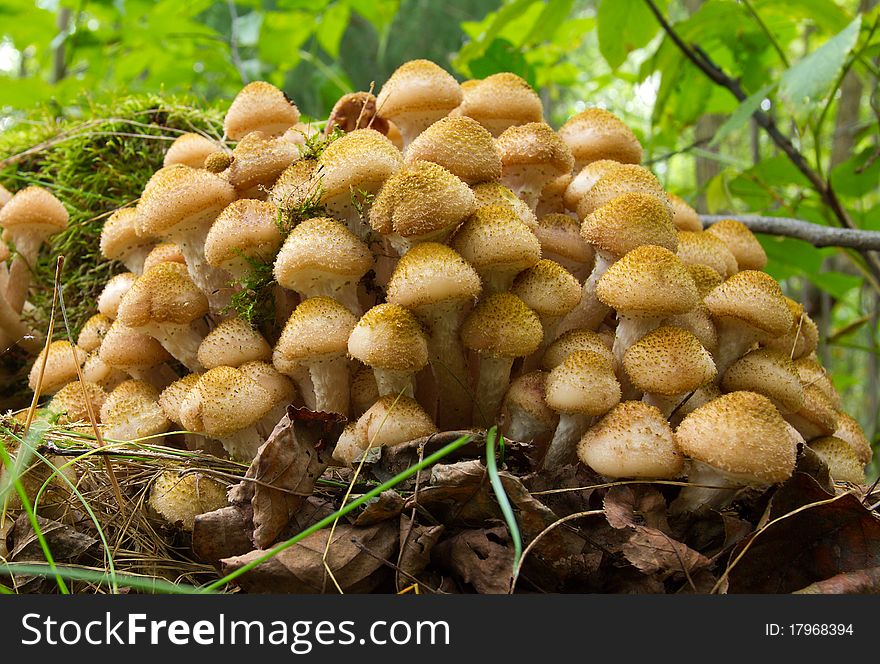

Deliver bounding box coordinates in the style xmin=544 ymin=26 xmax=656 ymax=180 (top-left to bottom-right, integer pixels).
xmin=511 ymin=259 xmax=581 ymax=317
xmin=545 ymin=350 xmax=621 ymax=416
xmin=809 ymin=436 xmax=866 ymax=484
xmin=179 ymin=366 xmax=274 ymax=437
xmin=704 ymin=270 xmax=793 ymax=336
xmin=375 ymin=59 xmax=462 ymax=123
xmin=0 ymin=186 xmax=69 ymax=238
xmin=558 ymin=108 xmax=643 ymax=167
xmin=833 ymin=411 xmax=872 ymax=465
xmin=706 ymin=219 xmax=767 ymax=271
xmin=163 ymin=133 xmax=219 ymax=168
xmin=28 ymin=341 xmax=86 ymax=394
xmin=385 ymin=242 xmax=481 ymax=310
xmin=460 ymin=292 xmax=542 ymax=358
xmin=148 ymin=471 xmax=228 ymax=531
xmin=359 ymin=395 xmax=438 ymax=448
xmin=582 ymin=191 xmax=677 ymax=257
xmin=542 ymin=329 xmax=613 ymax=370
xmin=449 ymin=72 xmax=543 ymax=136
xmin=623 ymin=326 xmax=716 ymax=396
xmin=204 ymin=199 xmax=283 ymax=269
xmin=450 ymin=205 xmax=541 ymax=275
xmin=405 ymin=116 xmax=502 ymax=185
xmin=273 ymin=296 xmax=358 ymax=365
xmin=347 ymin=304 xmax=429 ymax=372
xmin=224 ymin=81 xmax=300 ymax=140
xmin=667 ymin=193 xmax=702 ymax=232
xmin=721 ymin=348 xmax=804 ymax=413
xmin=197 ymin=318 xmax=271 ymax=369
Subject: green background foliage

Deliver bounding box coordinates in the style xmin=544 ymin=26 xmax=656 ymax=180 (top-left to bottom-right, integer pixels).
xmin=0 ymin=0 xmax=878 ymax=471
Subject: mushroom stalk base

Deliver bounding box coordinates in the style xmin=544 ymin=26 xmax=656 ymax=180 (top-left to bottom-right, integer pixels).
xmin=473 ymin=355 xmax=514 ymax=427
xmin=422 ymin=303 xmax=472 ymax=431
xmin=542 ymin=412 xmax=590 ymax=470
xmin=557 ymin=253 xmax=613 ymax=335
xmin=309 ymin=355 xmax=350 ymax=416
xmin=373 ymin=368 xmax=415 ymax=398
xmin=670 ymin=460 xmax=752 ymax=514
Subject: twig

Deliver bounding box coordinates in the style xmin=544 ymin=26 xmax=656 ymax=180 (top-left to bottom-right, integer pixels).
xmin=701 ymin=214 xmax=880 ymax=251
xmin=225 ymin=0 xmax=249 ymax=85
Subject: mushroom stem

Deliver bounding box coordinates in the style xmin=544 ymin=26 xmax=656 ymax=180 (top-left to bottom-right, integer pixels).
xmin=542 ymin=412 xmax=590 ymax=470
xmin=177 ymin=234 xmax=233 ymax=313
xmin=712 ymin=319 xmax=761 ymax=378
xmin=0 ymin=293 xmax=42 ymax=352
xmin=504 ymin=410 xmax=552 ymax=444
xmin=123 ymin=246 xmax=153 ymax=275
xmin=557 ymin=253 xmax=613 ymax=335
xmin=128 ymin=365 xmax=179 ymax=392
xmin=669 ymin=460 xmax=745 ymax=514
xmin=309 ymin=355 xmax=350 ymax=415
xmin=422 ymin=303 xmax=472 ymax=430
xmin=301 ymin=281 xmax=362 ymax=316
xmin=642 ymin=392 xmax=683 ymax=419
xmin=148 ymin=324 xmax=205 ymax=373
xmin=218 ymin=426 xmax=265 ymax=461
xmin=373 ymin=368 xmax=414 ymax=398
xmin=473 ymin=355 xmax=514 ymax=426
xmin=5 ymin=233 xmax=43 ymax=313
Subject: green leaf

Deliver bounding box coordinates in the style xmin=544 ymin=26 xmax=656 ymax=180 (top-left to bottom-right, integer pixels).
xmin=467 ymin=37 xmax=536 ymax=87
xmin=520 ymin=0 xmax=574 ymax=46
xmin=455 ymin=0 xmax=539 ymax=68
xmin=779 ymin=15 xmax=861 ymax=108
xmin=830 ymin=148 xmax=880 ymax=200
xmin=711 ymin=83 xmax=775 ymax=147
xmin=597 ymin=0 xmax=662 ymax=70
xmin=316 ymin=1 xmax=351 ymax=58
xmin=234 ymin=11 xmax=263 ymax=48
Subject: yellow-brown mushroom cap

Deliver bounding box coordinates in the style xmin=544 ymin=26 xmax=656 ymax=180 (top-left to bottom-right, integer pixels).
xmin=224 ymin=81 xmax=300 ymax=140
xmin=793 ymin=357 xmax=841 ymax=410
xmin=317 ymin=129 xmax=404 ymax=201
xmin=668 ymin=193 xmax=702 ymax=232
xmin=347 ymin=303 xmax=429 ymax=372
xmin=674 ymin=391 xmax=797 ymax=484
xmin=808 ymin=436 xmax=866 ymax=484
xmin=180 ymin=366 xmax=274 ymax=437
xmin=158 ymin=373 xmax=202 ymax=425
xmin=558 ymin=108 xmax=643 ymax=167
xmin=449 ymin=72 xmax=543 ymax=137
xmin=577 ymin=164 xmax=668 ymax=218
xmin=204 ymin=199 xmax=283 ymax=270
xmin=163 ymin=133 xmax=219 ymax=169
xmin=273 ymin=296 xmax=358 ymax=366
xmin=404 ymin=116 xmax=501 ymax=185
xmin=460 ymin=292 xmax=542 ymax=358
xmin=28 ymin=341 xmax=86 ymax=394
xmin=142 ymin=243 xmax=186 ymax=273
xmin=542 ymin=328 xmax=613 ymax=370
xmin=533 ymin=213 xmax=593 ymax=265
xmin=582 ymin=191 xmax=677 ymax=257
xmin=833 ymin=412 xmax=872 ymax=465
xmin=0 ymin=186 xmax=69 ymax=238
xmin=100 ymin=379 xmax=170 ymax=439
xmin=471 ymin=182 xmax=537 ymax=228
xmin=706 ymin=219 xmax=767 ymax=271
xmin=149 ymin=471 xmax=228 ymax=531
xmin=623 ymin=326 xmax=716 ymax=395
xmin=704 ymin=270 xmax=793 ymax=337
xmin=791 ymin=384 xmax=839 ymax=437
xmin=77 ymin=313 xmax=113 ymax=353
xmin=100 ymin=207 xmax=152 ymax=264
xmin=545 ymin=350 xmax=621 ymax=416
xmin=688 ymin=264 xmax=724 ymax=298
xmin=197 ymin=318 xmax=271 ymax=369
xmin=117 ymin=262 xmax=209 ymax=327
xmin=511 ymin=259 xmax=581 ymax=317
xmin=721 ymin=348 xmax=804 ymax=413
xmin=48 ymin=380 xmax=107 ymax=424
xmin=563 ymin=159 xmax=621 ymax=211
xmin=238 ymin=360 xmax=298 ymax=406
xmin=269 ymin=158 xmax=320 ymax=212
xmin=358 ymin=395 xmax=438 ymax=448
xmin=450 ymin=205 xmax=541 ymax=276
xmin=496 ymin=122 xmax=574 ymax=176
xmin=98 ymin=320 xmax=172 ymax=371
xmin=763 ymin=297 xmax=819 ymax=360
xmin=675 ymin=230 xmax=738 ymax=279
xmin=97 ymin=272 xmax=138 ymax=320
xmin=385 ymin=242 xmax=481 ymax=310
xmin=375 ymin=59 xmax=463 ymax=126
xmin=221 ymin=131 xmax=300 ymax=195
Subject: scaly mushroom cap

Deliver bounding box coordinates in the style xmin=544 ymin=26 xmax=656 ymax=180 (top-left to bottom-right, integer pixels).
xmin=558 ymin=108 xmax=643 ymax=168
xmin=596 ymin=245 xmax=698 ymax=317
xmin=317 ymin=129 xmax=403 ymax=203
xmin=706 ymin=219 xmax=767 ymax=271
xmin=28 ymin=341 xmax=86 ymax=394
xmin=808 ymin=437 xmax=866 ymax=484
xmin=273 ymin=296 xmax=358 ymax=369
xmin=623 ymin=326 xmax=716 ymax=395
xmin=668 ymin=193 xmax=702 ymax=232
xmin=158 ymin=373 xmax=202 ymax=425
xmin=793 ymin=357 xmax=841 ymax=410
xmin=98 ymin=320 xmax=172 ymax=372
xmin=204 ymin=199 xmax=283 ymax=273
xmin=100 ymin=208 xmax=152 ymax=265
xmin=789 ymin=384 xmax=839 ymax=438
xmin=450 ymin=205 xmax=541 ymax=279
xmin=224 ymin=81 xmax=300 ymax=140
xmin=533 ymin=213 xmax=594 ymax=266
xmin=577 ymin=164 xmax=668 ymax=218
xmin=688 ymin=264 xmax=724 ymax=298
xmin=704 ymin=270 xmax=793 ymax=337
xmin=449 ymin=72 xmax=543 ymax=136
xmin=274 ymin=216 xmax=372 ymax=290
xmin=582 ymin=191 xmax=677 ymax=258
xmin=359 ymin=395 xmax=438 ymax=448
xmin=197 ymin=318 xmax=271 ymax=369
xmin=97 ymin=272 xmax=138 ymax=320
xmin=350 ymin=363 xmax=380 ymax=417
xmin=179 ymin=366 xmax=273 ymax=437
xmin=0 ymin=183 xmax=12 ymax=208
xmin=471 ymin=182 xmax=537 ymax=229
xmin=77 ymin=313 xmax=113 ymax=353
xmin=221 ymin=131 xmax=300 ymax=197
xmin=675 ymin=391 xmax=797 ymax=484
xmin=502 ymin=371 xmax=558 ymax=431
xmin=405 ymin=116 xmax=501 ymax=185
xmin=545 ymin=350 xmax=621 ymax=416
xmin=375 ymin=59 xmax=462 ymax=145
xmin=117 ymin=262 xmax=209 ymax=327
xmin=142 ymin=243 xmax=186 ymax=273
xmin=721 ymin=348 xmax=804 ymax=413
xmin=676 ymin=231 xmax=738 ymax=279
xmin=833 ymin=412 xmax=872 ymax=465
xmin=163 ymin=133 xmax=219 ymax=169
xmin=460 ymin=292 xmax=542 ymax=359
xmin=149 ymin=471 xmax=228 ymax=531
xmin=763 ymin=297 xmax=819 ymax=360
xmin=577 ymin=401 xmax=683 ymax=478
xmin=348 ymin=304 xmax=429 ymax=372
xmin=542 ymin=328 xmax=613 ymax=370
xmin=370 ymin=160 xmax=475 ymax=239
xmin=511 ymin=259 xmax=581 ymax=317
xmin=385 ymin=242 xmax=481 ymax=311
xmin=0 ymin=186 xmax=69 ymax=240
xmin=238 ymin=360 xmax=298 ymax=405
xmin=100 ymin=379 xmax=170 ymax=440
xmin=48 ymin=380 xmax=107 ymax=424
xmin=136 ymin=165 xmax=236 ymax=238
xmin=563 ymin=159 xmax=620 ymax=211
xmin=325 ymin=91 xmax=389 ymax=135
xmin=496 ymin=122 xmax=574 ymax=181
xmin=269 ymin=158 xmax=320 ymax=212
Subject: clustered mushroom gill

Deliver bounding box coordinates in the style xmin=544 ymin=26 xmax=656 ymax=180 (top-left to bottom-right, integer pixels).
xmin=2 ymin=61 xmax=871 ymax=520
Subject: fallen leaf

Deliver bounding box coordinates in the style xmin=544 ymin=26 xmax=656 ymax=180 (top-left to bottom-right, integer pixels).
xmin=622 ymin=528 xmax=712 ymax=580
xmin=192 ymin=505 xmax=255 ymax=565
xmin=397 ymin=515 xmax=444 ymax=592
xmin=794 ymin=567 xmax=880 ymax=594
xmin=352 ymin=490 xmax=405 ymax=527
xmin=10 ymin=513 xmax=97 ymax=562
xmin=604 ymin=485 xmax=670 ymax=532
xmin=432 ymin=527 xmax=514 ymax=594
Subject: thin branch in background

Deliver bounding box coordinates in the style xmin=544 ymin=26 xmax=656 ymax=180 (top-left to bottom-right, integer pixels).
xmin=643 ymin=137 xmax=711 ymax=166
xmin=226 ymin=0 xmax=249 ymax=85
xmin=700 ymin=215 xmax=880 ymax=251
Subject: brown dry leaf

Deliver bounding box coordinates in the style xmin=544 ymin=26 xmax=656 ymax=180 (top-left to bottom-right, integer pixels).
xmin=220 ymin=520 xmax=398 ymax=593
xmin=432 ymin=526 xmax=514 ymax=594
xmin=10 ymin=513 xmax=97 ymax=562
xmin=192 ymin=505 xmax=255 ymax=565
xmin=622 ymin=527 xmax=712 ymax=580
xmin=604 ymin=485 xmax=670 ymax=532
xmin=727 ymin=472 xmax=880 ymax=593
xmin=397 ymin=515 xmax=444 ymax=592
xmin=352 ymin=490 xmax=405 ymax=527
xmin=794 ymin=567 xmax=880 ymax=594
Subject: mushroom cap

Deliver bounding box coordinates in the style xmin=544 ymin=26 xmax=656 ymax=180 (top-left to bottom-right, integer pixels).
xmin=163 ymin=133 xmax=219 ymax=169
xmin=0 ymin=186 xmax=69 ymax=240
xmin=687 ymin=264 xmax=724 ymax=298
xmin=158 ymin=373 xmax=203 ymax=426
xmin=376 ymin=59 xmax=463 ymax=129
xmin=97 ymin=272 xmax=138 ymax=320
xmin=623 ymin=326 xmax=716 ymax=396
xmin=350 ymin=363 xmax=380 ymax=417
xmin=533 ymin=213 xmax=594 ymax=265
xmin=793 ymin=357 xmax=841 ymax=409
xmin=224 ymin=81 xmax=300 ymax=140
xmin=98 ymin=320 xmax=172 ymax=371
xmin=704 ymin=270 xmax=793 ymax=337
xmin=675 ymin=230 xmax=738 ymax=279
xmin=596 ymin=245 xmax=698 ymax=318
xmin=460 ymin=292 xmax=542 ymax=358
xmin=563 ymin=159 xmax=621 ymax=211
xmin=577 ymin=401 xmax=683 ymax=479
xmin=274 ymin=216 xmax=372 ymax=290
xmin=117 ymin=262 xmax=209 ymax=327
xmin=269 ymin=158 xmax=320 ymax=212
xmin=48 ymin=380 xmax=107 ymax=424
xmin=558 ymin=108 xmax=643 ymax=167
xmin=581 ymin=191 xmax=677 ymax=257
xmin=496 ymin=122 xmax=574 ymax=178
xmin=358 ymin=395 xmax=438 ymax=448
xmin=0 ymin=183 xmax=12 ymax=208
xmin=542 ymin=328 xmax=613 ymax=370
xmin=142 ymin=243 xmax=186 ymax=273
xmin=471 ymin=182 xmax=537 ymax=229
xmin=449 ymin=72 xmax=543 ymax=136
xmin=502 ymin=371 xmax=558 ymax=431
xmin=317 ymin=128 xmax=403 ymax=201
xmin=404 ymin=116 xmax=501 ymax=185
xmin=222 ymin=131 xmax=300 ymax=196
xmin=149 ymin=471 xmax=228 ymax=531
xmin=705 ymin=219 xmax=767 ymax=271
xmin=385 ymin=242 xmax=481 ymax=312
xmin=204 ymin=199 xmax=283 ymax=272
xmin=450 ymin=205 xmax=541 ymax=277
xmin=347 ymin=303 xmax=429 ymax=372
xmin=197 ymin=318 xmax=271 ymax=369
xmin=325 ymin=91 xmax=389 ymax=135
xmin=675 ymin=391 xmax=797 ymax=484
xmin=369 ymin=160 xmax=475 ymax=239
xmin=100 ymin=207 xmax=152 ymax=264
xmin=833 ymin=412 xmax=872 ymax=465
xmin=100 ymin=379 xmax=170 ymax=440
xmin=763 ymin=298 xmax=818 ymax=360
xmin=510 ymin=259 xmax=581 ymax=317
xmin=667 ymin=193 xmax=702 ymax=232
xmin=273 ymin=296 xmax=358 ymax=367
xmin=788 ymin=384 xmax=839 ymax=438
xmin=238 ymin=360 xmax=298 ymax=406
xmin=28 ymin=341 xmax=86 ymax=394
xmin=77 ymin=313 xmax=113 ymax=353
xmin=179 ymin=366 xmax=274 ymax=437
xmin=136 ymin=165 xmax=236 ymax=238
xmin=545 ymin=350 xmax=621 ymax=416
xmin=721 ymin=348 xmax=804 ymax=413
xmin=576 ymin=164 xmax=668 ymax=218
xmin=809 ymin=437 xmax=866 ymax=484
xmin=81 ymin=352 xmax=126 ymax=391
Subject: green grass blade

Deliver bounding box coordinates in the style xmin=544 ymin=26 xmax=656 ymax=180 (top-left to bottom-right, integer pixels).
xmin=0 ymin=563 xmax=204 ymax=594
xmin=485 ymin=427 xmax=522 ymax=576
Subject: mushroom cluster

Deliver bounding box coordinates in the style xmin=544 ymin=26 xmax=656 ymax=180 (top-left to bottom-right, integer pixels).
xmin=2 ymin=60 xmax=872 ymax=515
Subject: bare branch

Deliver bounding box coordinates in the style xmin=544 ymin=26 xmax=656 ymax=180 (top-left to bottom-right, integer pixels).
xmin=701 ymin=215 xmax=880 ymax=251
